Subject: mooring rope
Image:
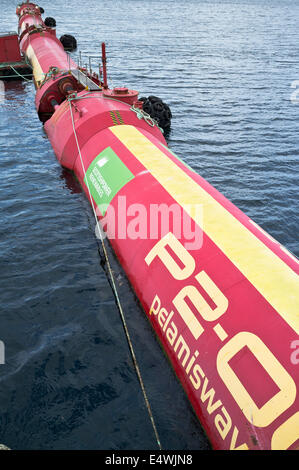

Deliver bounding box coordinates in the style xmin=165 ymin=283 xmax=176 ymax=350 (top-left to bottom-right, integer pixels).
xmin=9 ymin=65 xmax=32 ymax=82
xmin=68 ymin=97 xmax=162 ymax=450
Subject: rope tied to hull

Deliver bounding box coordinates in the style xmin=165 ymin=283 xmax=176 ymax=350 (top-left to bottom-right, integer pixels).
xmin=39 ymin=66 xmax=70 ymax=88
xmin=130 ymin=104 xmax=164 ymax=132
xmin=67 ymin=96 xmax=162 ymax=450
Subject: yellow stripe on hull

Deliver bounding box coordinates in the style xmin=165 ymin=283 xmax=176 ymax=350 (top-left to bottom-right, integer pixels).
xmin=26 ymin=44 xmax=44 ymax=86
xmin=110 ymin=125 xmax=299 ymax=334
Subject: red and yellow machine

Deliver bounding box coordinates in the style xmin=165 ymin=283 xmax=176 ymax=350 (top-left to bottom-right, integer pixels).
xmin=13 ymin=1 xmax=299 ymax=450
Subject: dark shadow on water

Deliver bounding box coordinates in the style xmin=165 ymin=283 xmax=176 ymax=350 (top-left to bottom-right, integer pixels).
xmin=163 ymin=127 xmax=171 ymax=143
xmin=60 ymin=168 xmax=83 ymax=194
xmin=0 ymin=80 xmax=28 ymax=100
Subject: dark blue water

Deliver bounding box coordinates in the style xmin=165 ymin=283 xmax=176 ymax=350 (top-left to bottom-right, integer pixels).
xmin=0 ymin=0 xmax=298 ymax=450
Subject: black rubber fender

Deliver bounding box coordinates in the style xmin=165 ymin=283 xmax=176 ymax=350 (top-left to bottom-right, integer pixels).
xmin=141 ymin=96 xmax=172 ymax=131
xmin=44 ymin=17 xmax=56 ymax=27
xmin=59 ymin=34 xmax=77 ymax=52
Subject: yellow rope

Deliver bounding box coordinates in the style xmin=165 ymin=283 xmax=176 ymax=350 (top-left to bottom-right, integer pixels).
xmin=68 ymin=97 xmax=162 ymax=450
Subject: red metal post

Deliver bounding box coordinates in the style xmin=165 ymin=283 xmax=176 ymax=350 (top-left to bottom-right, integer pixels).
xmin=101 ymin=42 xmax=108 ymax=89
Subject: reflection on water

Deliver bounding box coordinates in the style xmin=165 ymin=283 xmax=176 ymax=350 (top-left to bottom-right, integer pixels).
xmin=0 ymin=80 xmax=27 ymax=101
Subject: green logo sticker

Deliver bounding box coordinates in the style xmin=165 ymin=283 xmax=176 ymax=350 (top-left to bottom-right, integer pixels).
xmin=84 ymin=147 xmax=134 ymax=215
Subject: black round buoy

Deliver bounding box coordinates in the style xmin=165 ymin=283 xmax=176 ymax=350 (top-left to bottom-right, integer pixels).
xmin=44 ymin=17 xmax=56 ymax=27
xmin=140 ymin=95 xmax=172 ymax=131
xmin=38 ymin=6 xmax=44 ymax=14
xmin=59 ymin=34 xmax=77 ymax=52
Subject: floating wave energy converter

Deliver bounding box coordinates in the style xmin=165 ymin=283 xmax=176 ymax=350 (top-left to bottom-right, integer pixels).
xmin=2 ymin=0 xmax=298 ymax=450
